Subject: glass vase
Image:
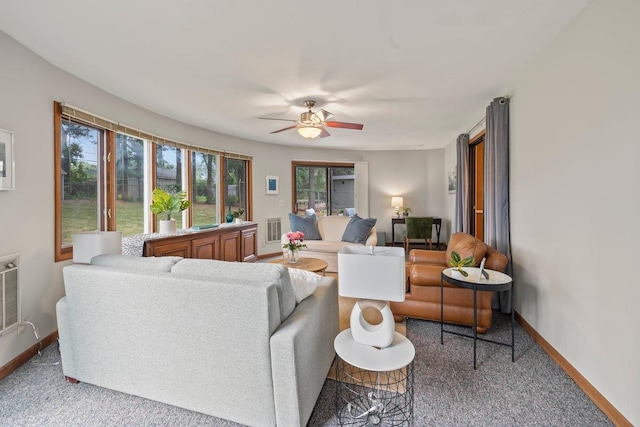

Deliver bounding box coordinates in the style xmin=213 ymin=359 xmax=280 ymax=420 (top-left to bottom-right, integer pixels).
xmin=225 ymin=206 xmax=233 ymax=223
xmin=288 ymin=249 xmax=299 ymax=264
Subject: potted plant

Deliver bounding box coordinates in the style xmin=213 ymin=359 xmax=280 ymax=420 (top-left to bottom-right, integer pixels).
xmin=231 ymin=208 xmax=245 ymax=224
xmin=150 ymin=188 xmax=191 ymax=234
xmin=449 ymin=251 xmax=475 ymax=278
xmin=402 ymin=207 xmax=411 ymax=217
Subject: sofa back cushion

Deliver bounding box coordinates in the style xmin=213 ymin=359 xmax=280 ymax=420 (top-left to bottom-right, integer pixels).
xmin=445 ymin=232 xmax=487 ymax=266
xmin=288 ymin=213 xmax=322 ymax=240
xmin=341 ymin=215 xmax=377 ymax=244
xmin=170 ymin=259 xmax=296 ymax=322
xmin=91 ymin=254 xmax=183 ymax=273
xmin=317 ymin=215 xmax=351 ymax=241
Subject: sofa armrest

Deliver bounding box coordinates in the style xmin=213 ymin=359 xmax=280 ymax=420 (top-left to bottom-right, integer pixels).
xmin=270 ymin=277 xmax=339 ymax=427
xmin=409 ymin=249 xmax=447 ymax=264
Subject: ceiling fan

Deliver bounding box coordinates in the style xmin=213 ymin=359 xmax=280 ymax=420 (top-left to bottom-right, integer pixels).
xmin=259 ymin=100 xmax=364 ymax=139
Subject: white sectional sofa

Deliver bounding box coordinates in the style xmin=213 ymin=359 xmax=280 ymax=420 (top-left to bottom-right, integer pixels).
xmin=282 ymin=215 xmax=377 ymax=273
xmin=56 ymin=254 xmax=339 ymax=427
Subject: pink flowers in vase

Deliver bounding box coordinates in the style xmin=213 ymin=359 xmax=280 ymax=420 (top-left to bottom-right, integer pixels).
xmin=283 ymin=231 xmax=307 ymax=251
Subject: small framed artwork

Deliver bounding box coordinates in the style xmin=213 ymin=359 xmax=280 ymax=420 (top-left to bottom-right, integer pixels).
xmin=266 ymin=175 xmax=279 ymax=195
xmin=448 ymin=167 xmax=456 ymax=195
xmin=0 ymin=128 xmax=15 ymax=191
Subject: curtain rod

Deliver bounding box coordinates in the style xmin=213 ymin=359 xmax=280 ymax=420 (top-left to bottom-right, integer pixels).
xmin=468 ymin=117 xmax=486 ymax=135
xmin=59 ymin=102 xmax=253 ymax=160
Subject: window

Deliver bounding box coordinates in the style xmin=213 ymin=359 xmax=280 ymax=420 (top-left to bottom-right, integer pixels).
xmin=155 ymin=145 xmax=185 ymax=230
xmin=58 ymin=119 xmax=104 ymax=247
xmin=190 ymin=150 xmax=218 ymax=225
xmin=54 ymin=102 xmax=252 ymax=261
xmin=292 ymin=161 xmax=355 ymax=216
xmin=115 ymin=133 xmax=147 ymax=236
xmin=223 ymin=157 xmax=249 ymax=221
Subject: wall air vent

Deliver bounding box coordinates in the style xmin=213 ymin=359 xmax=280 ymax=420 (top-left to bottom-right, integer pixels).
xmin=266 ymin=217 xmax=282 ymax=243
xmin=0 ymin=253 xmax=20 ymax=335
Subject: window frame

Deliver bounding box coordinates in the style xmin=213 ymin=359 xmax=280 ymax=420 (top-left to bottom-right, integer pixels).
xmin=291 ymin=160 xmax=355 ymax=216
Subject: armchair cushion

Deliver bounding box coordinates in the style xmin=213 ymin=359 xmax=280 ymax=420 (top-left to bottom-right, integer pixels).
xmin=341 ymin=215 xmax=377 ymax=244
xmin=288 ymin=213 xmax=322 ymax=240
xmin=445 ymin=232 xmax=487 ymax=266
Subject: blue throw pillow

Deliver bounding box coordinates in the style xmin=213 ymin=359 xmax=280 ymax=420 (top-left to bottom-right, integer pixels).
xmin=341 ymin=215 xmax=377 ymax=244
xmin=288 ymin=213 xmax=322 ymax=240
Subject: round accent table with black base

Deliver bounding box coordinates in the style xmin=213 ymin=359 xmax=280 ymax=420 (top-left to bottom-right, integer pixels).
xmin=440 ymin=267 xmax=514 ymax=370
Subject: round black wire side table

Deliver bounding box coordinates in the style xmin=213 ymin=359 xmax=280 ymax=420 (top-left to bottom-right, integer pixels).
xmin=334 ymin=329 xmax=415 ymax=426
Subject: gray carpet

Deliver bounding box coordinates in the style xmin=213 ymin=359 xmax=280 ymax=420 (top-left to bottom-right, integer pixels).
xmin=0 ymin=314 xmax=612 ymax=426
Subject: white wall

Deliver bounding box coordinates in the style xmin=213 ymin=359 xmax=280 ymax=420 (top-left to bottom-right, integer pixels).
xmin=0 ymin=30 xmax=444 ymax=368
xmin=508 ymin=0 xmax=639 ymax=423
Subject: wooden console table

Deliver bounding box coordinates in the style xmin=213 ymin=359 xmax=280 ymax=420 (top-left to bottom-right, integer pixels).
xmin=391 ymin=217 xmax=442 ymax=249
xmin=143 ymin=222 xmax=258 ymax=262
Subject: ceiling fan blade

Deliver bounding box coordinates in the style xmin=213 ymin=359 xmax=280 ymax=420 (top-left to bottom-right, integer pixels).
xmin=319 ymin=127 xmax=331 ymax=138
xmin=325 ymin=121 xmax=364 ymax=130
xmin=259 ymin=117 xmax=298 ymax=122
xmin=270 ymin=125 xmax=298 ymax=134
xmin=315 ymin=109 xmax=334 ymax=122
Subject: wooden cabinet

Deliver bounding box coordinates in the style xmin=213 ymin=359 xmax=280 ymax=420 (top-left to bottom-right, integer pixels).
xmin=192 ymin=235 xmax=220 ymax=260
xmin=143 ymin=223 xmax=258 ymax=263
xmin=241 ymin=227 xmax=258 ymax=262
xmin=220 ymin=230 xmax=241 ymax=262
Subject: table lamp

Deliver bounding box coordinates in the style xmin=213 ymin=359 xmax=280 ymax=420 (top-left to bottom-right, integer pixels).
xmin=72 ymin=231 xmax=123 ymax=264
xmin=391 ymin=197 xmax=403 ymax=218
xmin=337 ymin=246 xmax=405 ymax=348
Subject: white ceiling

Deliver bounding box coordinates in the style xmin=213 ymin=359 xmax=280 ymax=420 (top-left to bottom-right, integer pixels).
xmin=0 ymin=0 xmax=591 ymax=150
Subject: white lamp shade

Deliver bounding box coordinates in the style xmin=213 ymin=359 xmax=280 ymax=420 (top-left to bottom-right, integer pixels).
xmin=391 ymin=196 xmax=403 ymax=208
xmin=337 ymin=246 xmax=406 ymax=302
xmin=73 ymin=231 xmax=122 ymax=264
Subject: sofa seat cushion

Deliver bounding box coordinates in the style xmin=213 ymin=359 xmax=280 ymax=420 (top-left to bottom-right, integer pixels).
xmin=171 ymin=259 xmax=296 ymax=322
xmin=303 ymin=239 xmax=362 ymax=253
xmin=91 ymin=254 xmax=183 ymax=273
xmin=288 ymin=213 xmax=322 ymax=240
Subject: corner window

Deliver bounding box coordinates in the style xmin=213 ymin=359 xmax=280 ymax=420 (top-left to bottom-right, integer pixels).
xmin=54 ymin=102 xmax=252 ymax=261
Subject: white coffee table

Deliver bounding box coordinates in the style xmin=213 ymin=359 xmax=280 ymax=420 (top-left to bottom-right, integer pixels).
xmin=334 ymin=329 xmax=415 ymax=425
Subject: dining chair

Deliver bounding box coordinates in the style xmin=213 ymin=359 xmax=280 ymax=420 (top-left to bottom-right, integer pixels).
xmin=404 ymin=217 xmax=433 ymax=252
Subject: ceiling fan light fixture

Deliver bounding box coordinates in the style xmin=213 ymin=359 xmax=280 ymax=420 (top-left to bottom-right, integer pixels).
xmin=297 ymin=126 xmax=322 ymax=139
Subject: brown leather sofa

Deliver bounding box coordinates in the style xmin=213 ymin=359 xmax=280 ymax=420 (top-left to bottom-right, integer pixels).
xmin=390 ymin=232 xmax=508 ymax=333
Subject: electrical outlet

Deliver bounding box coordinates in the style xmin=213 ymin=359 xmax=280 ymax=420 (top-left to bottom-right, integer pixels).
xmin=17 ymin=319 xmax=26 ymax=335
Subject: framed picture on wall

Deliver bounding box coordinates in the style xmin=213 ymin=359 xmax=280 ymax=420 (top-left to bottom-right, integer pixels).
xmin=0 ymin=128 xmax=14 ymax=191
xmin=266 ymin=175 xmax=279 ymax=195
xmin=448 ymin=167 xmax=456 ymax=194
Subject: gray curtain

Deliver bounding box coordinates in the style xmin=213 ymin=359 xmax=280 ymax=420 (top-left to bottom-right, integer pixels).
xmin=454 ymin=134 xmax=470 ymax=233
xmin=484 ymin=97 xmax=512 ymax=313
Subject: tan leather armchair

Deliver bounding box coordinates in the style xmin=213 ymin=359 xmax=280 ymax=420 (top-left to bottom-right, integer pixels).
xmin=390 ymin=232 xmax=508 ymax=333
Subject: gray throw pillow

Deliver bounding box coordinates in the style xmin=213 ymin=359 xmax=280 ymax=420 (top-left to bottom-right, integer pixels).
xmin=341 ymin=215 xmax=377 ymax=244
xmin=288 ymin=213 xmax=322 ymax=240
